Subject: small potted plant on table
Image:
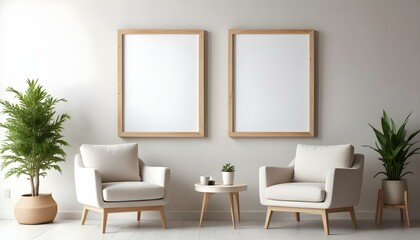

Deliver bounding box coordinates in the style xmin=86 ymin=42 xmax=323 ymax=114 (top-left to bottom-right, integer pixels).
xmin=222 ymin=163 xmax=235 ymax=185
xmin=0 ymin=79 xmax=70 ymax=224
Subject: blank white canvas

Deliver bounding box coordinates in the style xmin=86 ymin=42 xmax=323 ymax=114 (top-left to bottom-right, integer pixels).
xmin=234 ymin=34 xmax=310 ymax=132
xmin=123 ymin=34 xmax=199 ymax=132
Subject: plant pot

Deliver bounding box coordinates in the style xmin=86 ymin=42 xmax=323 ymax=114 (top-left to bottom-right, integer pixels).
xmin=381 ymin=179 xmax=408 ymax=205
xmin=14 ymin=193 xmax=58 ymax=224
xmin=222 ymin=172 xmax=234 ymax=185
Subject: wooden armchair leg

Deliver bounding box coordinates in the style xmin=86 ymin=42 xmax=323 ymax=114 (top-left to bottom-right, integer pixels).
xmin=400 ymin=209 xmax=404 ymax=223
xmin=349 ymin=207 xmax=357 ymax=228
xmin=101 ymin=210 xmax=108 ymax=234
xmin=137 ymin=211 xmax=141 ymax=221
xmin=159 ymin=206 xmax=167 ymax=229
xmin=81 ymin=207 xmax=89 ymax=225
xmin=321 ymin=210 xmax=330 ymax=235
xmin=264 ymin=207 xmax=273 ymax=229
xmin=295 ymin=212 xmax=300 ymax=222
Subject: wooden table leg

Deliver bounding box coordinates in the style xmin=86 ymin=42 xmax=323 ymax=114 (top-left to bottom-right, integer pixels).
xmin=199 ymin=193 xmax=211 ymax=227
xmin=404 ymin=190 xmax=411 ymax=227
xmin=376 ymin=189 xmax=384 ymax=225
xmin=234 ymin=192 xmax=241 ymax=222
xmin=375 ymin=189 xmax=380 ymax=225
xmin=229 ymin=193 xmax=236 ymax=229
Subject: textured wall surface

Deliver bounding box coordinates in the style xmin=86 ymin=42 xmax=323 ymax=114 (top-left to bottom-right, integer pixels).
xmin=1 ymin=0 xmax=420 ymax=220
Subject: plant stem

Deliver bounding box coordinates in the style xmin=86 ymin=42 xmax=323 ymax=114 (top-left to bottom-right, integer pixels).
xmin=35 ymin=172 xmax=40 ymax=196
xmin=30 ymin=176 xmax=35 ymax=197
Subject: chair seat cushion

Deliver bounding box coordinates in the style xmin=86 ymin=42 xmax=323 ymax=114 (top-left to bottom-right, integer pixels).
xmin=266 ymin=182 xmax=326 ymax=202
xmin=102 ymin=182 xmax=164 ymax=202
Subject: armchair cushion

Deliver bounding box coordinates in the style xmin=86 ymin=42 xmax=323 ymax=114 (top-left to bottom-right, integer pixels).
xmin=293 ymin=144 xmax=354 ymax=182
xmin=266 ymin=182 xmax=326 ymax=202
xmin=102 ymin=182 xmax=164 ymax=202
xmin=80 ymin=143 xmax=141 ymax=182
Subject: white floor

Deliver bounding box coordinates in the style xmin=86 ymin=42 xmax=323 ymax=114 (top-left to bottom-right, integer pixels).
xmin=0 ymin=219 xmax=419 ymax=240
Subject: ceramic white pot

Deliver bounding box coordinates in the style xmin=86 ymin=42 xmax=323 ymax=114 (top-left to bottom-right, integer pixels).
xmin=382 ymin=179 xmax=408 ymax=205
xmin=222 ymin=172 xmax=234 ymax=185
xmin=14 ymin=193 xmax=57 ymax=224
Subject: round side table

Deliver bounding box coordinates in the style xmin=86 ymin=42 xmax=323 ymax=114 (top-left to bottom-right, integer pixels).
xmin=194 ymin=183 xmax=247 ymax=228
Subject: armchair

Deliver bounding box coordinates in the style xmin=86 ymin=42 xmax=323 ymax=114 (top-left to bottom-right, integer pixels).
xmin=74 ymin=143 xmax=170 ymax=233
xmin=259 ymin=144 xmax=364 ymax=235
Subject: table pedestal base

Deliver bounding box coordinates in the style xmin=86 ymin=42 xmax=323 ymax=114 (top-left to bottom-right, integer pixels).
xmin=199 ymin=192 xmax=241 ymax=228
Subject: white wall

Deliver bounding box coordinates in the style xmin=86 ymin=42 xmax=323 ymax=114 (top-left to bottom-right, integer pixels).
xmin=1 ymin=0 xmax=420 ymax=220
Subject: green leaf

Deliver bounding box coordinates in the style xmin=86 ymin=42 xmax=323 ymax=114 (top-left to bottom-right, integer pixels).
xmin=0 ymin=79 xmax=70 ymax=196
xmin=365 ymin=110 xmax=420 ymax=180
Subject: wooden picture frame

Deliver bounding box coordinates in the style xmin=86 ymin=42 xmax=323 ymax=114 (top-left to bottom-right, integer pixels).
xmin=228 ymin=29 xmax=315 ymax=137
xmin=118 ymin=29 xmax=205 ymax=137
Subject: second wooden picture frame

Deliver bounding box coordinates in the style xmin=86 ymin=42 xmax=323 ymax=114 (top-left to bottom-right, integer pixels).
xmin=228 ymin=29 xmax=315 ymax=137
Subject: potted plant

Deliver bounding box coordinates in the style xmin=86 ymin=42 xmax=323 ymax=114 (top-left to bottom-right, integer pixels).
xmin=0 ymin=79 xmax=70 ymax=224
xmin=365 ymin=111 xmax=420 ymax=204
xmin=222 ymin=163 xmax=235 ymax=185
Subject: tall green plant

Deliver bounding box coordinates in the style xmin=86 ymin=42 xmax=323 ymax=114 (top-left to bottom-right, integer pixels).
xmin=365 ymin=111 xmax=420 ymax=180
xmin=0 ymin=79 xmax=70 ymax=196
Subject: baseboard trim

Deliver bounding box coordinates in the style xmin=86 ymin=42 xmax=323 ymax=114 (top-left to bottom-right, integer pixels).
xmin=56 ymin=210 xmax=408 ymax=221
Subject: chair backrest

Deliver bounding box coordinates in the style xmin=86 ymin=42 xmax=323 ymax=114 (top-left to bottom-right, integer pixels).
xmin=293 ymin=144 xmax=355 ymax=182
xmin=79 ymin=143 xmax=141 ymax=182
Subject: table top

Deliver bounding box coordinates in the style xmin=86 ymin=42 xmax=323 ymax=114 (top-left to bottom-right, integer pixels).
xmin=194 ymin=183 xmax=247 ymax=193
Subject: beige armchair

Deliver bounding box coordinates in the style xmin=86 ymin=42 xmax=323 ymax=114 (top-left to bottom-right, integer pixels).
xmin=259 ymin=144 xmax=364 ymax=235
xmin=74 ymin=143 xmax=170 ymax=233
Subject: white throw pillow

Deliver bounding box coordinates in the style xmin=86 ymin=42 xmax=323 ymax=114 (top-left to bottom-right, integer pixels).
xmin=80 ymin=143 xmax=141 ymax=182
xmin=293 ymin=144 xmax=354 ymax=182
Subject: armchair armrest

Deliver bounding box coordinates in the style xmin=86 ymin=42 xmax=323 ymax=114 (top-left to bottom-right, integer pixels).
xmin=324 ymin=154 xmax=364 ymax=208
xmin=142 ymin=166 xmax=170 ymax=187
xmin=74 ymin=154 xmax=104 ymax=208
xmin=142 ymin=166 xmax=171 ymax=201
xmin=259 ymin=166 xmax=294 ymax=204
